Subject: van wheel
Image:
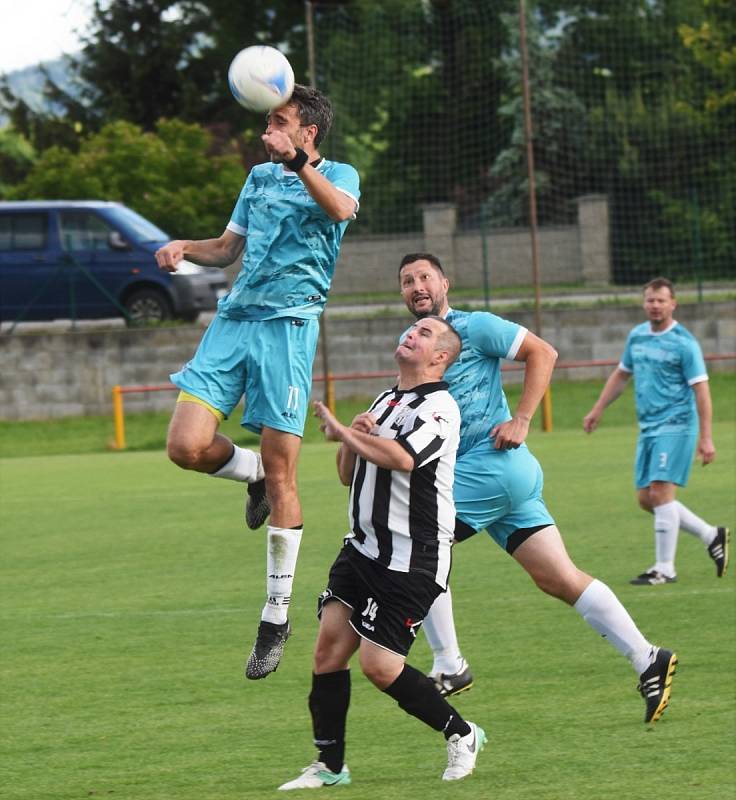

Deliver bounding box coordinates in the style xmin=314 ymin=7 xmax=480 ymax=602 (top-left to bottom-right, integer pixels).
xmin=123 ymin=288 xmax=173 ymax=326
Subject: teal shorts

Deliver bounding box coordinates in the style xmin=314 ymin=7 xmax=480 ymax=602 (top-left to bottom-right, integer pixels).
xmin=170 ymin=315 xmax=320 ymax=436
xmin=634 ymin=431 xmax=697 ymax=489
xmin=454 ymin=441 xmax=555 ymax=552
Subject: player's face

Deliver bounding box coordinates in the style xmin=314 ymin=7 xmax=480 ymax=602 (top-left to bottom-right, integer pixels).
xmin=643 ymin=286 xmax=677 ymax=329
xmin=399 ymin=260 xmax=449 ymax=318
xmin=395 ymin=318 xmax=445 ymax=366
xmin=263 ymin=104 xmax=313 ymax=160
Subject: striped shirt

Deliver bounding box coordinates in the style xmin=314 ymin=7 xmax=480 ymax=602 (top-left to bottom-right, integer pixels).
xmin=346 ymin=381 xmax=460 ymax=589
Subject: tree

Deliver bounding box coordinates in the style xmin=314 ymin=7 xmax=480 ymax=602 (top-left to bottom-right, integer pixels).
xmin=0 ymin=127 xmax=36 ymax=197
xmin=42 ymin=0 xmax=308 ymax=134
xmin=8 ymin=119 xmax=245 ymax=239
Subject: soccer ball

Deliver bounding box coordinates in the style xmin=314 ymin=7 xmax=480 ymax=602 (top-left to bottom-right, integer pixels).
xmin=227 ymin=46 xmax=295 ymax=112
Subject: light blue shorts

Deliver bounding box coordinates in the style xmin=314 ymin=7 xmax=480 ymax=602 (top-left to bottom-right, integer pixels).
xmin=454 ymin=440 xmax=555 ymax=552
xmin=170 ymin=315 xmax=320 ymax=436
xmin=635 ymin=431 xmax=697 ymax=489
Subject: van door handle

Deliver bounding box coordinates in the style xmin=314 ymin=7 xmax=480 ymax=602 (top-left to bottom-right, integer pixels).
xmin=33 ymin=255 xmax=46 ymax=262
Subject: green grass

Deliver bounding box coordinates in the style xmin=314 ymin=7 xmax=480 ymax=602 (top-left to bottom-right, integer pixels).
xmin=1 ymin=373 xmax=734 ymax=458
xmin=1 ymin=415 xmax=734 ymax=798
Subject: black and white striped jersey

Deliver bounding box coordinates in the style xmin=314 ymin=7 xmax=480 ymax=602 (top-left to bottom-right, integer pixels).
xmin=346 ymin=381 xmax=460 ymax=589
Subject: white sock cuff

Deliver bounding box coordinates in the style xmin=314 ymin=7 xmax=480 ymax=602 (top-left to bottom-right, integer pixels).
xmin=210 ymin=446 xmax=261 ymax=482
xmin=573 ymin=578 xmax=603 ymax=615
xmin=653 ymin=500 xmax=678 ymax=517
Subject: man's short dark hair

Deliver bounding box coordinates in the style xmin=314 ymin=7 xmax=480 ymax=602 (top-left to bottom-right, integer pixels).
xmin=288 ymin=84 xmax=334 ymax=147
xmin=398 ymin=253 xmax=446 ymax=278
xmin=643 ymin=277 xmax=675 ymax=297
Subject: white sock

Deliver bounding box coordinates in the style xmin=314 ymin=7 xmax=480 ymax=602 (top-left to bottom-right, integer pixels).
xmin=423 ymin=587 xmax=464 ymax=675
xmin=574 ymin=579 xmax=655 ymax=674
xmin=261 ymin=526 xmax=302 ymax=625
xmin=210 ymin=446 xmax=262 ymax=483
xmin=674 ymin=501 xmax=717 ymax=546
xmin=653 ymin=501 xmax=679 ymax=577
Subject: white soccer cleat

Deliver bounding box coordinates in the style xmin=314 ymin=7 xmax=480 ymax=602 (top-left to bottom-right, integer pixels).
xmin=442 ymin=721 xmax=487 ymax=781
xmin=278 ymin=761 xmax=351 ymax=791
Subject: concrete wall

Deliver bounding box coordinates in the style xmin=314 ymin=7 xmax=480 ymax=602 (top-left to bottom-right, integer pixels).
xmin=1 ymin=301 xmax=733 ymax=420
xmin=224 ymin=195 xmax=610 ymax=294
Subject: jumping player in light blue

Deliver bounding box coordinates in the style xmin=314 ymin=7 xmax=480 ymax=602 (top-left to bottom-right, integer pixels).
xmin=155 ymin=85 xmax=360 ymax=680
xmin=584 ymin=277 xmax=729 ymax=585
xmin=399 ymin=253 xmax=677 ymax=725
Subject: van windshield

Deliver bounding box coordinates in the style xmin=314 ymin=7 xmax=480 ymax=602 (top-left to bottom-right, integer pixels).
xmin=106 ymin=206 xmax=169 ymax=243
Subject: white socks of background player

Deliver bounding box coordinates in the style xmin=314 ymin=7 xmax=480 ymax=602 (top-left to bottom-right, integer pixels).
xmin=574 ymin=579 xmax=655 ymax=675
xmin=209 ymin=446 xmax=263 ymax=483
xmin=423 ymin=587 xmax=465 ymax=675
xmin=674 ymin=501 xmax=718 ymax=547
xmin=653 ymin=501 xmax=680 ymax=577
xmin=261 ymin=526 xmax=303 ymax=625
xmin=651 ymin=501 xmax=717 ymax=577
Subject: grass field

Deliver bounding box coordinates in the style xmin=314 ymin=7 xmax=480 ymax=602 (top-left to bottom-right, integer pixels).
xmin=1 ymin=383 xmax=734 ymax=799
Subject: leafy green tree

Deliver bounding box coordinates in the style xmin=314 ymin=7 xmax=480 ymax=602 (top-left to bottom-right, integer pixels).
xmin=0 ymin=127 xmax=36 ymax=197
xmin=41 ymin=0 xmax=308 ymax=134
xmin=483 ymin=9 xmax=591 ymax=227
xmin=315 ymin=0 xmax=516 ymax=233
xmin=9 ymin=119 xmax=245 ymax=239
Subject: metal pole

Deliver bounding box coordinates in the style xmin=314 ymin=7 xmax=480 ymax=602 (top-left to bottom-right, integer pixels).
xmin=519 ymin=0 xmax=552 ymax=431
xmin=112 ymin=385 xmax=126 ymax=450
xmin=306 ymin=0 xmax=336 ymax=412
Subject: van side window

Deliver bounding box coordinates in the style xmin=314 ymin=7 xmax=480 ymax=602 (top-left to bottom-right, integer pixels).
xmin=59 ymin=212 xmax=115 ymax=252
xmin=0 ymin=214 xmax=47 ymax=251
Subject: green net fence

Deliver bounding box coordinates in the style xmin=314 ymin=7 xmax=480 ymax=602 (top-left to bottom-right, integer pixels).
xmin=310 ymin=0 xmax=735 ymax=287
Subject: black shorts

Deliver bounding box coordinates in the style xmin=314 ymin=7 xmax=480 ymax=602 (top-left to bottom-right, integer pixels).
xmin=318 ymin=543 xmax=443 ymax=657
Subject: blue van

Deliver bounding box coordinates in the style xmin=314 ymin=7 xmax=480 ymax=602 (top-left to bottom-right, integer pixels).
xmin=0 ymin=201 xmax=228 ymax=325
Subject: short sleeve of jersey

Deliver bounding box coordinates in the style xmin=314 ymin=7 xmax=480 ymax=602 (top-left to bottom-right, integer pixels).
xmin=620 ymin=330 xmax=635 ymax=372
xmin=467 ymin=311 xmax=526 ymax=359
xmin=396 ymin=399 xmax=460 ymax=468
xmin=226 ymin=173 xmax=253 ymax=235
xmin=328 ymin=162 xmax=361 ymax=212
xmin=681 ymin=333 xmax=708 ymax=384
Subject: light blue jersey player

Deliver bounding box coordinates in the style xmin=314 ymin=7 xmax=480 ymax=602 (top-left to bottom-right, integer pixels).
xmin=155 ymin=85 xmax=360 ymax=680
xmin=585 ymin=277 xmax=728 ymax=587
xmin=400 ymin=254 xmax=678 ymax=726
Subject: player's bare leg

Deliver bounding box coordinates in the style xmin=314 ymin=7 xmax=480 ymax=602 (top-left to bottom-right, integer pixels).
xmin=167 ymin=400 xmax=264 ymax=483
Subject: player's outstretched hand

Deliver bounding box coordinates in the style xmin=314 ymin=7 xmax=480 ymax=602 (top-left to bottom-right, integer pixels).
xmin=490 ymin=415 xmax=530 ymax=449
xmin=314 ymin=400 xmax=344 ymax=442
xmin=155 ymin=241 xmax=186 ymax=273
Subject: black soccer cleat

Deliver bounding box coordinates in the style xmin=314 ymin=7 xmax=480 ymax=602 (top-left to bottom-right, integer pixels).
xmin=638 ymin=648 xmax=678 ymax=724
xmin=629 ymin=570 xmax=677 ymax=586
xmin=707 ymin=527 xmax=730 ymax=578
xmin=430 ymin=659 xmax=474 ymax=698
xmin=245 ymin=478 xmax=271 ymax=530
xmin=246 ymin=620 xmax=291 ymax=680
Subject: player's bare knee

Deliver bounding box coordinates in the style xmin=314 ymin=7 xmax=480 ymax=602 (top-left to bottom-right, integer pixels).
xmin=166 ymin=436 xmax=205 ymax=470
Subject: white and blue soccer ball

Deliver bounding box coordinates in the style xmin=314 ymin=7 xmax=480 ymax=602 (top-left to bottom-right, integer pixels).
xmin=227 ymin=45 xmax=295 ymax=112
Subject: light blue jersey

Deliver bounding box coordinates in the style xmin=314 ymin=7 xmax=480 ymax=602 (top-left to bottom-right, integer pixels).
xmin=219 ymin=158 xmax=360 ymax=320
xmin=444 ymin=308 xmax=528 ymax=456
xmin=620 ymin=321 xmax=707 ymax=437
